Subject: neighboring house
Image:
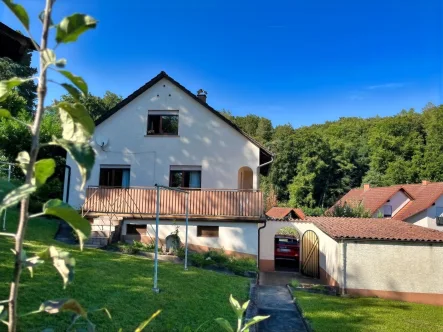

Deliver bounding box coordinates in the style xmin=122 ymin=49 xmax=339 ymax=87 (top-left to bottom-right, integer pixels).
xmin=65 ymin=71 xmax=273 ymax=257
xmin=0 ymin=22 xmax=36 ymax=61
xmin=265 ymin=207 xmax=306 ymax=221
xmin=331 ymin=181 xmax=443 ymax=230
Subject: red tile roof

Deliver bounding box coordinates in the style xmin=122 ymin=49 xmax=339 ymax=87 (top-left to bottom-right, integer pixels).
xmin=333 ymin=182 xmax=443 ymax=220
xmin=303 ymin=217 xmax=443 ymax=242
xmin=266 ymin=207 xmax=306 ymax=220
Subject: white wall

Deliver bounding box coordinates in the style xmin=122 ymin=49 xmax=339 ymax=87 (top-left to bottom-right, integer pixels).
xmin=345 ymin=241 xmax=443 ymax=294
xmin=122 ymin=220 xmax=258 ymax=256
xmin=65 ymin=77 xmax=261 ymax=209
xmin=259 ymin=221 xmax=341 ymax=282
xmin=406 ymin=194 xmax=443 ymax=231
xmin=372 ymin=190 xmax=409 ymax=218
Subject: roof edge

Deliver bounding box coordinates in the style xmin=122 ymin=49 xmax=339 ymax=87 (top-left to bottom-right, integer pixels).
xmin=94 ymin=71 xmax=273 ymax=157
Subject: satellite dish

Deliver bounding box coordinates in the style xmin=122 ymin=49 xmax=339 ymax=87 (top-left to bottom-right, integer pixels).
xmin=95 ymin=134 xmax=109 ymax=147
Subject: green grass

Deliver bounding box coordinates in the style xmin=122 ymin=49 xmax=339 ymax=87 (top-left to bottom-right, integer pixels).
xmin=294 ymin=291 xmax=443 ymax=332
xmin=0 ymin=210 xmax=249 ymax=331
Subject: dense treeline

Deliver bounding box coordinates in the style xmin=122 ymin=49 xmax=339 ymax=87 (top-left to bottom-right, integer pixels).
xmin=223 ymin=105 xmax=443 ymax=210
xmin=0 ymin=53 xmax=122 ymax=210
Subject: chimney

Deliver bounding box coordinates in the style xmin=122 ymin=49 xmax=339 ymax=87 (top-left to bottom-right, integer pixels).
xmin=422 ymin=180 xmax=430 ymax=186
xmin=363 ymin=183 xmax=370 ymax=191
xmin=196 ymin=89 xmax=207 ymax=103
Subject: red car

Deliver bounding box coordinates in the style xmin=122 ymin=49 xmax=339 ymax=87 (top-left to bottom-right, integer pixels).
xmin=275 ymin=235 xmax=300 ymax=260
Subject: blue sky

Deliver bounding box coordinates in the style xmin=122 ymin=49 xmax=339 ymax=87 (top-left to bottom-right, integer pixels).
xmin=1 ymin=0 xmax=442 ymax=127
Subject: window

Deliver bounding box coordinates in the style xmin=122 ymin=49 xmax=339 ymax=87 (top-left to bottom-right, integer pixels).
xmin=99 ymin=166 xmax=130 ymax=187
xmin=169 ymin=166 xmax=201 ymax=188
xmin=436 ymin=207 xmax=443 ymax=226
xmin=383 ymin=205 xmax=392 ymax=218
xmin=197 ymin=226 xmax=219 ymax=237
xmin=147 ymin=114 xmax=178 ymax=135
xmin=126 ymin=224 xmax=146 ymax=235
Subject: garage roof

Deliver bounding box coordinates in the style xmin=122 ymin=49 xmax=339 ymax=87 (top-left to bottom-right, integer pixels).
xmin=302 ymin=217 xmax=443 ymax=243
xmin=266 ymin=207 xmax=306 ymax=220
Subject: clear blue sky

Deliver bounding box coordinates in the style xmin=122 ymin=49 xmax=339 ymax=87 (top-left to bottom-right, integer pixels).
xmin=1 ymin=0 xmax=442 ymax=127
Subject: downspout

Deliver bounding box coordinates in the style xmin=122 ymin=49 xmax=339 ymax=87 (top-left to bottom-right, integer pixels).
xmin=64 ymin=165 xmax=71 ymax=204
xmin=341 ymin=240 xmax=347 ymax=295
xmin=257 ymin=219 xmax=267 ymax=274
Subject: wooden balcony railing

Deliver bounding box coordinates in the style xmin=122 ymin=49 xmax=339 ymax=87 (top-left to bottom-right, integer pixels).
xmin=82 ymin=187 xmax=264 ymax=218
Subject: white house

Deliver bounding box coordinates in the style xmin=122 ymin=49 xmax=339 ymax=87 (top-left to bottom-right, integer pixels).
xmin=330 ymin=181 xmax=443 ymax=230
xmin=64 ymin=71 xmax=273 ymax=256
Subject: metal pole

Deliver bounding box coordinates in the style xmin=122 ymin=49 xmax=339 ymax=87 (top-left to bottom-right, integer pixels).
xmin=2 ymin=164 xmax=12 ymax=231
xmin=184 ymin=193 xmax=189 ymax=270
xmin=153 ymin=185 xmax=160 ymax=293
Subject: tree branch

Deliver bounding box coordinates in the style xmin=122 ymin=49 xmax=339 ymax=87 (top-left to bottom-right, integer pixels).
xmin=8 ymin=1 xmax=54 ymax=331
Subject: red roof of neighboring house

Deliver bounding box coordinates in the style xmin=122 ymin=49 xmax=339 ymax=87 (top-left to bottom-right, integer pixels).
xmin=266 ymin=207 xmax=306 ymax=220
xmin=303 ymin=217 xmax=443 ymax=243
xmin=332 ymin=182 xmax=443 ymax=220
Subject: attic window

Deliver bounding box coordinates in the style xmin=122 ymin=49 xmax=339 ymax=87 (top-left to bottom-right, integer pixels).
xmin=436 ymin=207 xmax=443 ymax=226
xmin=383 ymin=205 xmax=392 ymax=218
xmin=147 ymin=111 xmax=178 ymax=135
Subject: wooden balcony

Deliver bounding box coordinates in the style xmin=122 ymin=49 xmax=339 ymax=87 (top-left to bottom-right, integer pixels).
xmin=82 ymin=187 xmax=264 ymax=220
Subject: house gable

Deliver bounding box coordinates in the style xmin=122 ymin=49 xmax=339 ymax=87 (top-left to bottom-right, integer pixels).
xmin=95 ymin=71 xmax=272 ymax=159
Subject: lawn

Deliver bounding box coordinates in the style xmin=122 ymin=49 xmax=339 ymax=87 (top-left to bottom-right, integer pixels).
xmin=294 ymin=290 xmax=443 ymax=332
xmin=0 ymin=210 xmax=250 ymax=331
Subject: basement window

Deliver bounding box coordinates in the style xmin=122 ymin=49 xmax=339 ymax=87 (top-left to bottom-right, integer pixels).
xmin=147 ymin=113 xmax=178 ymax=135
xmin=126 ymin=224 xmax=146 ymax=235
xmin=197 ymin=226 xmax=219 ymax=238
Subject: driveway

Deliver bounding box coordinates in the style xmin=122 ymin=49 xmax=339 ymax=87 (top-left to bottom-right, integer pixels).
xmin=256 ymin=285 xmax=308 ymax=332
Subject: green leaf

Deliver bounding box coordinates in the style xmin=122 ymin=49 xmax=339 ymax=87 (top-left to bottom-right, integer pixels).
xmin=39 ymin=299 xmax=87 ymax=318
xmin=24 ymin=255 xmax=44 ymax=278
xmin=134 ymin=310 xmax=161 ymax=332
xmin=242 ymin=315 xmax=270 ymax=331
xmin=42 ymin=49 xmax=56 ymax=68
xmin=43 ymin=199 xmax=91 ymax=250
xmin=241 ymin=300 xmax=250 ymax=311
xmin=0 ymin=109 xmax=11 ymax=118
xmin=0 ymin=184 xmax=36 ymax=212
xmin=0 ymin=77 xmax=29 ymax=102
xmin=50 ymin=139 xmax=95 ymax=189
xmin=38 ymin=246 xmax=76 ymax=287
xmin=56 ymin=58 xmax=67 ymax=68
xmin=229 ymin=294 xmax=245 ymax=318
xmin=58 ymin=70 xmax=88 ymax=95
xmin=214 ymin=318 xmax=234 ymax=332
xmin=58 ymin=102 xmax=95 ymax=142
xmin=0 ymin=305 xmax=7 ymax=321
xmin=60 ymin=83 xmax=81 ymax=101
xmin=55 ymin=14 xmax=97 ymax=44
xmin=16 ymin=151 xmax=30 ymax=175
xmin=34 ymin=159 xmax=55 ymax=187
xmin=2 ymin=0 xmax=30 ymax=30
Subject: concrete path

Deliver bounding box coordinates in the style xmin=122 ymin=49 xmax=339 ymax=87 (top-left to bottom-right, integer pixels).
xmin=256 ymin=285 xmax=307 ymax=332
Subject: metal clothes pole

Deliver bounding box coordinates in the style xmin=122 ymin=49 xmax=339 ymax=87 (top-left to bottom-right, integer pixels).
xmin=2 ymin=164 xmax=12 ymax=231
xmin=184 ymin=193 xmax=189 ymax=270
xmin=153 ymin=185 xmax=160 ymax=293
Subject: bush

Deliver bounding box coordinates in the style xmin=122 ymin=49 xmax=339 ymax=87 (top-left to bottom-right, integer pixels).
xmin=189 ymin=252 xmax=212 ymax=267
xmin=290 ymin=279 xmax=301 ymax=288
xmin=132 ymin=240 xmax=155 ymax=251
xmin=203 ymin=250 xmax=229 ymax=266
xmin=175 ymin=246 xmax=186 ymax=259
xmin=226 ymin=257 xmax=257 ymax=275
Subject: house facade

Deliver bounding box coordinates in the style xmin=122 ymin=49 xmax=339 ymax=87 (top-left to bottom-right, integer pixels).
xmin=64 ymin=71 xmax=272 ymax=256
xmin=331 ymin=181 xmax=443 ymax=230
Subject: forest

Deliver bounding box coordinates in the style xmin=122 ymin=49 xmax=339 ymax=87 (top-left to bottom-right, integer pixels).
xmin=1 ymin=52 xmax=443 ymax=213
xmin=221 ymin=103 xmax=443 ymax=213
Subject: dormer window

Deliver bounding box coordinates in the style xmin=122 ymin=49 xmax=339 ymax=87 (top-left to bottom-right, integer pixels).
xmin=383 ymin=205 xmax=392 ymax=218
xmin=147 ymin=110 xmax=178 ymax=135
xmin=436 ymin=207 xmax=443 ymax=226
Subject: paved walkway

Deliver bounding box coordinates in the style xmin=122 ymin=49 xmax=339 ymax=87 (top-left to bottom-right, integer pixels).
xmin=256 ymin=285 xmax=307 ymax=332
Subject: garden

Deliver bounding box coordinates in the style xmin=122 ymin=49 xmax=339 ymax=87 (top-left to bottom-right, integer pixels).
xmin=0 ymin=210 xmax=251 ymax=331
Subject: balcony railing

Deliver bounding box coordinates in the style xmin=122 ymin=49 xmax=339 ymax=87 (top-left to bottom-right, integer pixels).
xmin=82 ymin=187 xmax=264 ymax=218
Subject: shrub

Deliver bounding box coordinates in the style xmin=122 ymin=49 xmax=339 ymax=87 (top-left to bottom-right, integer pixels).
xmin=132 ymin=240 xmax=155 ymax=251
xmin=203 ymin=249 xmax=229 ymax=266
xmin=290 ymin=279 xmax=301 ymax=288
xmin=189 ymin=252 xmax=212 ymax=267
xmin=175 ymin=246 xmax=186 ymax=259
xmin=226 ymin=257 xmax=257 ymax=275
